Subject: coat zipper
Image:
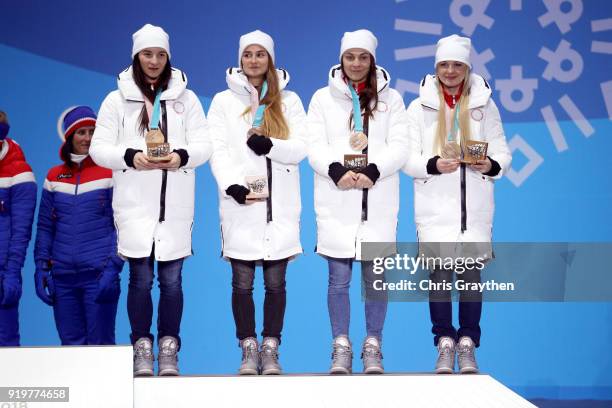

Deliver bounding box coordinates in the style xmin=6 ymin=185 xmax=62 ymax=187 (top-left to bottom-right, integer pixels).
xmin=361 ymin=115 xmax=370 ymax=222
xmin=266 ymin=157 xmax=273 ymax=223
xmin=159 ymin=101 xmax=168 ymax=222
xmin=73 ymin=162 xmax=82 ymax=270
xmin=74 ymin=163 xmax=82 ymax=195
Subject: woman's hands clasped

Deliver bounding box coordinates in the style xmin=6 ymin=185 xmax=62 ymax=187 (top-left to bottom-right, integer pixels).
xmin=133 ymin=152 xmax=182 ymax=170
xmin=337 ymin=171 xmax=373 ymax=190
xmin=435 ymin=157 xmax=492 ymax=174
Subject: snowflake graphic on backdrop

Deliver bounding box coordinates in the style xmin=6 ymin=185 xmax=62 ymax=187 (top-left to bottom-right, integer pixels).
xmin=393 ymin=0 xmax=612 ymax=187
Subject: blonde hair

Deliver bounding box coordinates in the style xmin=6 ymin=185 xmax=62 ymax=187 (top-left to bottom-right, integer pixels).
xmin=242 ymin=56 xmax=289 ymax=140
xmin=433 ymin=71 xmax=471 ymax=155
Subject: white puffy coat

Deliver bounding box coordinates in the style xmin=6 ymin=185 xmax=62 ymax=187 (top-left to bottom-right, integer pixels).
xmin=208 ymin=68 xmax=307 ymax=261
xmin=307 ymin=65 xmax=409 ymax=261
xmin=403 ymin=73 xmax=512 ymax=244
xmin=90 ymin=66 xmax=211 ymax=261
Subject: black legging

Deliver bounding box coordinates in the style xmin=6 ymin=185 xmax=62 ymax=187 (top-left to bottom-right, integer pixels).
xmin=230 ymin=258 xmax=288 ymax=343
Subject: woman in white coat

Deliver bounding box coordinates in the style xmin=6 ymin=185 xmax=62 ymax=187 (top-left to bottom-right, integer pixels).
xmin=403 ymin=34 xmax=511 ymax=374
xmin=307 ymin=30 xmax=409 ymax=374
xmin=208 ymin=30 xmax=307 ymax=375
xmin=90 ymin=24 xmax=211 ymax=376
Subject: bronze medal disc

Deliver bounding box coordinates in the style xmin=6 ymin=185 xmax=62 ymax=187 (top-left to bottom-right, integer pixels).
xmin=441 ymin=141 xmax=462 ymax=160
xmin=350 ymin=131 xmax=368 ymax=151
xmin=146 ymin=129 xmax=165 ymax=144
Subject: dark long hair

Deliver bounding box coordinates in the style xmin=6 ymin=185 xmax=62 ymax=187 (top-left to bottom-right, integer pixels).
xmin=60 ymin=134 xmax=75 ymax=166
xmin=132 ymin=54 xmax=172 ymax=136
xmin=342 ymin=58 xmax=379 ymax=129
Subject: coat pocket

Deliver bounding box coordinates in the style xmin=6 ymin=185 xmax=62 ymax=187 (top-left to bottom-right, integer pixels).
xmin=413 ymin=173 xmax=457 ymax=224
xmin=314 ymin=174 xmax=343 ymax=211
xmin=273 ymin=164 xmax=301 ymax=209
xmin=466 ymin=170 xmax=494 ymax=216
xmin=112 ymin=169 xmax=141 ymax=209
xmin=165 ymin=169 xmax=195 ymax=220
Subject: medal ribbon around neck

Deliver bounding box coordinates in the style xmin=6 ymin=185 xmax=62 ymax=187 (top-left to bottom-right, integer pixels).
xmin=446 ymin=103 xmax=464 ymax=160
xmin=347 ymin=81 xmax=369 ymax=152
xmin=448 ymin=103 xmax=460 ymax=142
xmin=150 ymin=89 xmax=162 ymax=130
xmin=348 ymin=81 xmax=363 ymax=133
xmin=252 ymin=80 xmax=268 ymax=128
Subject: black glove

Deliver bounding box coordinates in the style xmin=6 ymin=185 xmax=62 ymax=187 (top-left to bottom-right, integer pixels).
xmin=172 ymin=149 xmax=190 ymax=167
xmin=328 ymin=162 xmax=350 ymax=186
xmin=226 ymin=184 xmax=250 ymax=204
xmin=247 ymin=134 xmax=273 ymax=156
xmin=427 ymin=156 xmax=442 ymax=175
xmin=357 ymin=163 xmax=381 ymax=185
xmin=124 ymin=148 xmax=143 ymax=168
xmin=483 ymin=156 xmax=502 ymax=177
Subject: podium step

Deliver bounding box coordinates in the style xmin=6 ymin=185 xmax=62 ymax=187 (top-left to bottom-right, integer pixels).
xmin=0 ymin=345 xmax=133 ymax=407
xmin=134 ymin=373 xmax=536 ymax=408
xmin=0 ymin=346 xmax=536 ymax=407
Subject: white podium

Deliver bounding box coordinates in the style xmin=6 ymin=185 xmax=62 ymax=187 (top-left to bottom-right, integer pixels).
xmin=134 ymin=373 xmax=536 ymax=408
xmin=0 ymin=346 xmax=536 ymax=407
xmin=0 ymin=345 xmax=133 ymax=407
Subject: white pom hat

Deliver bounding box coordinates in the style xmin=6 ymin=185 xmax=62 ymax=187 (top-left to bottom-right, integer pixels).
xmin=435 ymin=34 xmax=471 ymax=68
xmin=340 ymin=29 xmax=378 ymax=61
xmin=132 ymin=24 xmax=171 ymax=59
xmin=238 ymin=30 xmax=275 ymax=66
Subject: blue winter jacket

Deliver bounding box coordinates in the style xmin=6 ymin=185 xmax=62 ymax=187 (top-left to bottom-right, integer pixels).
xmin=0 ymin=139 xmax=37 ymax=305
xmin=34 ymin=156 xmax=122 ymax=275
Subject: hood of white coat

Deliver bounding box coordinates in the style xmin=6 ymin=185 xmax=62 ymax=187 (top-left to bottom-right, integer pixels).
xmin=418 ymin=73 xmax=492 ymax=110
xmin=117 ymin=66 xmax=188 ymax=102
xmin=225 ymin=67 xmax=290 ymax=96
xmin=328 ymin=64 xmax=391 ymax=100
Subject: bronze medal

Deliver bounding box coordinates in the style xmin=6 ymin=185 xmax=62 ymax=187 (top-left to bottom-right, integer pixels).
xmin=441 ymin=141 xmax=462 ymax=160
xmin=146 ymin=129 xmax=164 ymax=144
xmin=461 ymin=140 xmax=488 ymax=164
xmin=247 ymin=127 xmax=268 ymax=139
xmin=350 ymin=131 xmax=368 ymax=151
xmin=146 ymin=129 xmax=170 ymax=161
xmin=245 ymin=175 xmax=269 ymax=200
xmin=344 ymin=153 xmax=368 ymax=171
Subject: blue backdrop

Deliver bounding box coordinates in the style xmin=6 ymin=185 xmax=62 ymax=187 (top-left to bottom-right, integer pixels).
xmin=1 ymin=0 xmax=611 ymax=401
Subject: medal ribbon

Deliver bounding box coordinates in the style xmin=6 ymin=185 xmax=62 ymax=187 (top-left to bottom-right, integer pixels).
xmin=447 ymin=104 xmax=460 ymax=142
xmin=348 ymin=81 xmax=363 ymax=133
xmin=149 ymin=90 xmax=162 ymax=130
xmin=252 ymin=80 xmax=268 ymax=128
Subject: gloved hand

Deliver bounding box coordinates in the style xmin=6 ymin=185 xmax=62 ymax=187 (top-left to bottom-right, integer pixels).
xmin=34 ymin=268 xmax=54 ymax=306
xmin=226 ymin=184 xmax=250 ymax=204
xmin=95 ymin=271 xmax=120 ymax=304
xmin=0 ymin=271 xmax=22 ymax=307
xmin=357 ymin=163 xmax=380 ymax=185
xmin=328 ymin=162 xmax=351 ymax=186
xmin=247 ymin=134 xmax=273 ymax=156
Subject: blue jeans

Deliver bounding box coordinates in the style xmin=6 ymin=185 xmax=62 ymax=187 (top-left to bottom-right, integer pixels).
xmin=127 ymin=253 xmax=184 ymax=348
xmin=327 ymin=257 xmax=387 ymax=340
xmin=53 ymin=271 xmax=118 ymax=345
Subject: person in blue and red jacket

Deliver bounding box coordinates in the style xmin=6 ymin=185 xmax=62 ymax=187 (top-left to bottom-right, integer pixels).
xmin=0 ymin=110 xmax=37 ymax=346
xmin=34 ymin=106 xmax=124 ymax=345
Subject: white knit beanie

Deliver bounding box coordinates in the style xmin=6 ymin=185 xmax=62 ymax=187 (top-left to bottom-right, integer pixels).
xmin=339 ymin=29 xmax=378 ymax=61
xmin=132 ymin=24 xmax=171 ymax=59
xmin=434 ymin=34 xmax=471 ymax=68
xmin=238 ymin=30 xmax=275 ymax=66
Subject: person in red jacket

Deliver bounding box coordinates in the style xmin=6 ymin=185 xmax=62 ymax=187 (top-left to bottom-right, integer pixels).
xmin=0 ymin=110 xmax=37 ymax=346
